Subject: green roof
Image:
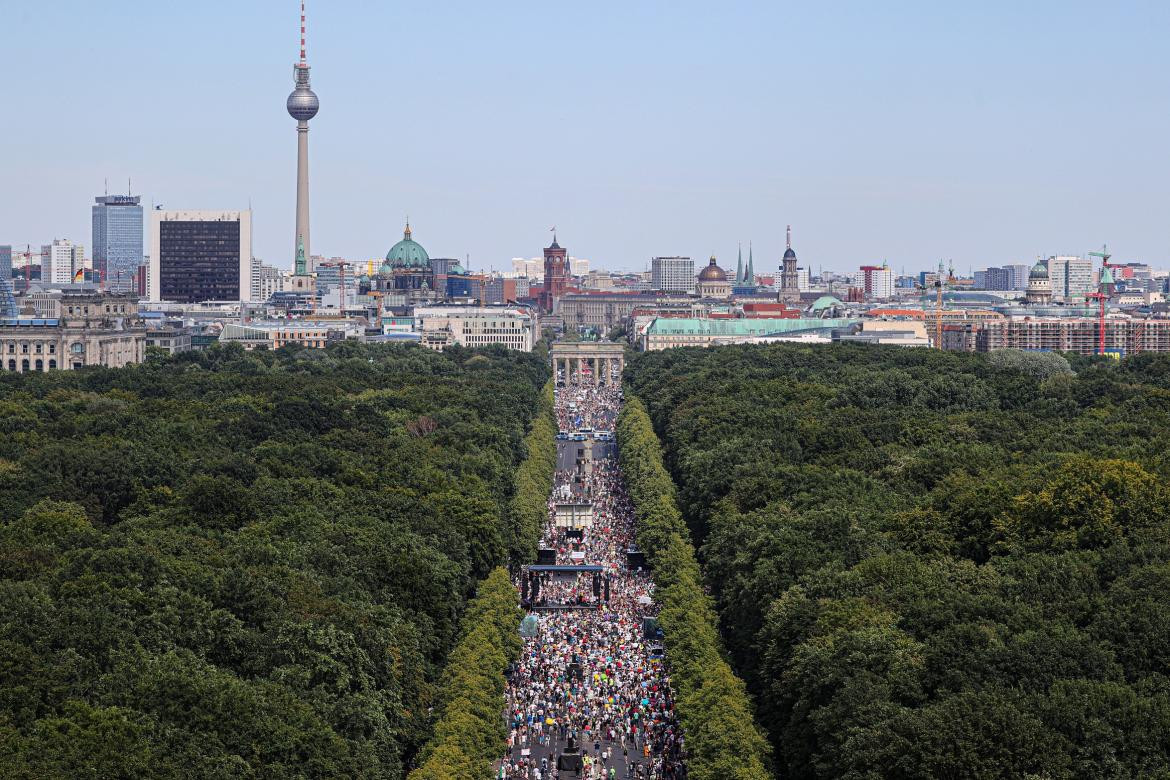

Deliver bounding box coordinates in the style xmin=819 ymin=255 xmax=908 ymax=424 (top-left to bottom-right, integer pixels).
xmin=810 ymin=295 xmax=843 ymax=311
xmin=386 ymin=222 xmax=430 ymax=268
xmin=647 ymin=317 xmax=858 ymax=336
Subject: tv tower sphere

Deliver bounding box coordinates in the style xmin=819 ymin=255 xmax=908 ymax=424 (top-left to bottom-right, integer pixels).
xmin=287 ymin=67 xmax=319 ymax=121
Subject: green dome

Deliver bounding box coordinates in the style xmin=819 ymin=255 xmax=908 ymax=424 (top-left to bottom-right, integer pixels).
xmin=1030 ymin=259 xmax=1049 ymax=280
xmin=386 ymin=222 xmax=430 ymax=268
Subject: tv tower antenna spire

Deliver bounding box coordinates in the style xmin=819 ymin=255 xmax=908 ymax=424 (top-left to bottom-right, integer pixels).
xmin=288 ymin=0 xmax=319 ymax=272
xmin=300 ymin=0 xmax=307 ymax=64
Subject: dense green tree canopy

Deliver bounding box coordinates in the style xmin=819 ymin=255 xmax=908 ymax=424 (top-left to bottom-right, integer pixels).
xmin=0 ymin=342 xmax=548 ymax=778
xmin=626 ymin=344 xmax=1170 ymax=779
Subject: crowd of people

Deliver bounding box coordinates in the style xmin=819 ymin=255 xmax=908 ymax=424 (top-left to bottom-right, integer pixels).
xmin=500 ymin=382 xmax=686 ymax=779
xmin=555 ymin=384 xmax=621 ymax=433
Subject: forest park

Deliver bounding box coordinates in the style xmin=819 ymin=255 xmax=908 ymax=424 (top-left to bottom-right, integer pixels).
xmin=627 ymin=345 xmax=1170 ymax=780
xmin=0 ymin=342 xmax=549 ymax=779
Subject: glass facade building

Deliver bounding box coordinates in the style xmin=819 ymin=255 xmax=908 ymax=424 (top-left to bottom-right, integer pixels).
xmin=92 ymin=196 xmax=144 ymax=292
xmin=158 ymin=220 xmax=243 ymax=303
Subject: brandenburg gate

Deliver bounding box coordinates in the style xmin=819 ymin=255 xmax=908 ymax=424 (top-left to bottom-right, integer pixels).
xmin=551 ymin=342 xmax=625 ymax=385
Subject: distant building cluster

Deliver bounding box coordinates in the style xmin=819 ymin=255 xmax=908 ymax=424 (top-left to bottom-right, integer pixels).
xmin=4 ymin=0 xmax=1167 ymax=367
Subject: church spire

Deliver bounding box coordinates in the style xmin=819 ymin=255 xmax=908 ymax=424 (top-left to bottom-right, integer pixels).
xmin=745 ymin=242 xmax=755 ymax=287
xmin=735 ymin=244 xmax=744 ymax=285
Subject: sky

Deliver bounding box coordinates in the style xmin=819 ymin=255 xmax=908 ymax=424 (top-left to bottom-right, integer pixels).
xmin=3 ymin=0 xmax=1169 ymax=275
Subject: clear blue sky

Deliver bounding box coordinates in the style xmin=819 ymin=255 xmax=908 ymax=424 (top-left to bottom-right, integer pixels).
xmin=4 ymin=0 xmax=1168 ymax=274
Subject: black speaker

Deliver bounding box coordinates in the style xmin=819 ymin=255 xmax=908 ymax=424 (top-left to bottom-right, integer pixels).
xmin=521 ymin=575 xmax=529 ymax=601
xmin=558 ymin=754 xmax=583 ymax=771
xmin=604 ymin=576 xmax=610 ymax=602
xmin=532 ymin=574 xmax=541 ymax=601
xmin=592 ymin=572 xmax=601 ymax=597
xmin=537 ymin=548 xmax=557 ymax=565
xmin=627 ymin=551 xmax=647 ymax=570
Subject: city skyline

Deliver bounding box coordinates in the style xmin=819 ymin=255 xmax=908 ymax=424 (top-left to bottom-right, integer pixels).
xmin=3 ymin=1 xmax=1169 ymax=273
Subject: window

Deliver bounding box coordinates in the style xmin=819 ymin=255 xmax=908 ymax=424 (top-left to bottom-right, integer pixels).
xmin=34 ymin=343 xmax=42 ymax=354
xmin=35 ymin=360 xmax=43 ymax=372
xmin=48 ymin=343 xmax=55 ymax=354
xmin=48 ymin=359 xmax=56 ymax=370
xmin=71 ymin=343 xmax=84 ymax=354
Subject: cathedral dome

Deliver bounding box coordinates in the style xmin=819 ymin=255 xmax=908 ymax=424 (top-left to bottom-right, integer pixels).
xmin=697 ymin=256 xmax=728 ymax=281
xmin=386 ymin=222 xmax=430 ymax=268
xmin=1029 ymin=259 xmax=1049 ymax=280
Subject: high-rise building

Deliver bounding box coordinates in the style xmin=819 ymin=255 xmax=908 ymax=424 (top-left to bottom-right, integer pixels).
xmin=797 ymin=267 xmax=810 ymax=292
xmin=540 ymin=234 xmax=569 ymax=312
xmin=250 ymin=258 xmax=285 ymax=302
xmin=92 ymin=195 xmax=144 ymax=291
xmin=650 ymin=256 xmax=695 ymax=293
xmin=779 ymin=226 xmax=800 ymax=302
xmin=860 ymin=264 xmax=894 ymax=300
xmin=41 ymin=240 xmax=85 ymax=285
xmin=149 ymin=210 xmax=253 ymax=303
xmin=0 ymin=246 xmax=11 ymax=284
xmin=287 ymin=0 xmax=320 ymax=273
xmin=1047 ymin=255 xmax=1093 ymax=302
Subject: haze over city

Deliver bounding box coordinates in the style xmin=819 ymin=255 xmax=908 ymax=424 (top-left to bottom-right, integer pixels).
xmin=5 ymin=0 xmax=1168 ymax=272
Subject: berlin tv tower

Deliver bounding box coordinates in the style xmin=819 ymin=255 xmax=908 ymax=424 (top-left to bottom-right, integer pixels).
xmin=286 ymin=0 xmax=319 ymax=275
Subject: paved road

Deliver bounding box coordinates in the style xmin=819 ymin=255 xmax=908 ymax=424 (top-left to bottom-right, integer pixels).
xmin=500 ymin=384 xmax=683 ymax=780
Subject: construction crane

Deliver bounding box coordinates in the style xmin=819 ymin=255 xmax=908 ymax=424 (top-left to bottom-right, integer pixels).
xmin=317 ymin=260 xmax=353 ymax=316
xmin=933 ymin=260 xmax=952 ymax=350
xmin=1088 ymin=244 xmax=1113 ymax=268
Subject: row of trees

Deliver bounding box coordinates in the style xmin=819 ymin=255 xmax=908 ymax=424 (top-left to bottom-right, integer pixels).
xmin=407 ymin=568 xmax=522 ymax=780
xmin=0 ymin=342 xmax=548 ymax=777
xmin=617 ymin=398 xmax=771 ymax=780
xmin=506 ymin=380 xmax=557 ymax=564
xmin=627 ymin=344 xmax=1170 ymax=778
xmin=408 ymin=379 xmax=557 ymax=778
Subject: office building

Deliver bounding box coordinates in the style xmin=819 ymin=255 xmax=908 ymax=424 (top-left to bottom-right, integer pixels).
xmin=943 ymin=318 xmax=1170 ymax=355
xmin=511 ymin=257 xmax=544 ymax=278
xmin=414 ymin=305 xmax=538 ymax=351
xmin=1048 ymin=255 xmax=1093 ymax=302
xmin=150 ymin=210 xmax=253 ymax=303
xmin=92 ymin=195 xmax=144 ymax=291
xmin=650 ymin=256 xmax=695 ymax=294
xmin=860 ymin=264 xmax=894 ymax=299
xmin=250 ymin=258 xmax=285 ymax=302
xmin=41 ymin=240 xmax=86 ymax=285
xmin=219 ymin=320 xmax=364 ymax=350
xmin=0 ymin=246 xmax=11 ymax=284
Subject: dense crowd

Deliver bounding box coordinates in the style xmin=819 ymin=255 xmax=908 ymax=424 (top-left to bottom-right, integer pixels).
xmin=555 ymin=384 xmax=622 ymax=432
xmin=500 ymin=381 xmax=685 ymax=779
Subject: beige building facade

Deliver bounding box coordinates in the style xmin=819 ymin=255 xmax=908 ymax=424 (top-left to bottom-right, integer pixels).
xmin=1 ymin=292 xmax=146 ymax=372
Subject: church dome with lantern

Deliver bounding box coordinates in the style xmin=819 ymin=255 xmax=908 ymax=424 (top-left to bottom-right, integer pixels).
xmin=386 ymin=221 xmax=430 ymax=269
